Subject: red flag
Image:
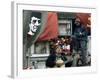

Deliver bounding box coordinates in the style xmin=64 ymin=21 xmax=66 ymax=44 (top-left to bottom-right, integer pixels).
xmin=38 ymin=12 xmax=59 ymax=41
xmin=76 ymin=13 xmax=91 ymax=27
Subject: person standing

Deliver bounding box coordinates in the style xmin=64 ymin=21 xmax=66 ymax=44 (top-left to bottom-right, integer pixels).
xmin=73 ymin=18 xmax=88 ymax=66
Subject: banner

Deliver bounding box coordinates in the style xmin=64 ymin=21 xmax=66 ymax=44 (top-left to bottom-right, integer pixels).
xmin=38 ymin=12 xmax=59 ymax=41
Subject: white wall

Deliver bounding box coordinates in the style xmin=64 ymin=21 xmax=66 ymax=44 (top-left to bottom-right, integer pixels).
xmin=0 ymin=0 xmax=100 ymax=80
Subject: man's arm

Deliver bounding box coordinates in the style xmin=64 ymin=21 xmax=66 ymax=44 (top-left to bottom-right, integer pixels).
xmin=74 ymin=28 xmax=81 ymax=37
xmin=81 ymin=27 xmax=88 ymax=37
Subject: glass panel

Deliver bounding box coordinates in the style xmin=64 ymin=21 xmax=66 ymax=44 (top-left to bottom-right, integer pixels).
xmin=58 ymin=20 xmax=72 ymax=36
xmin=66 ymin=23 xmax=71 ymax=35
xmin=59 ymin=24 xmax=67 ymax=35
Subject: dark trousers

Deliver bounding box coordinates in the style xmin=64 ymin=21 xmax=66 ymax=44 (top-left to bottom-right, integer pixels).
xmin=75 ymin=39 xmax=87 ymax=65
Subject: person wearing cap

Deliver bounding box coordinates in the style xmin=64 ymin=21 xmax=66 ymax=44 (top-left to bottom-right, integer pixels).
xmin=73 ymin=18 xmax=88 ymax=66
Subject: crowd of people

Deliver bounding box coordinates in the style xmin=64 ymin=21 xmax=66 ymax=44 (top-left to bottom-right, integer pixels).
xmin=46 ymin=36 xmax=74 ymax=68
xmin=49 ymin=36 xmax=72 ymax=55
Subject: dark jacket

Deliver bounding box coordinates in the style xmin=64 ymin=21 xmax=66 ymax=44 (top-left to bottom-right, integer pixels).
xmin=74 ymin=25 xmax=88 ymax=41
xmin=46 ymin=54 xmax=56 ymax=68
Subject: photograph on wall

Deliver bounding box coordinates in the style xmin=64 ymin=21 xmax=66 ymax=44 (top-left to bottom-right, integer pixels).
xmin=23 ymin=10 xmax=91 ymax=69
